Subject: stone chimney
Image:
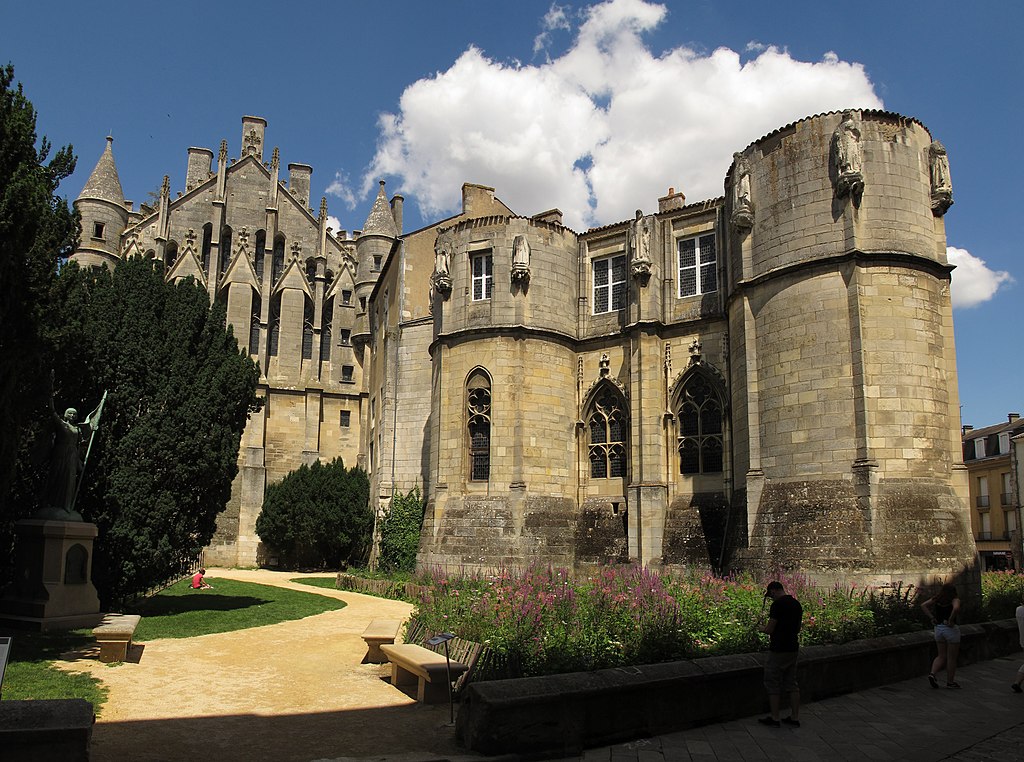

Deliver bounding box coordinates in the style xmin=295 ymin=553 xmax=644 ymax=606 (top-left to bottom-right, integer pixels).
xmin=241 ymin=116 xmax=267 ymax=162
xmin=289 ymin=163 xmax=312 ymax=208
xmin=533 ymin=209 xmax=563 ymax=225
xmin=462 ymin=183 xmax=496 ymax=216
xmin=390 ymin=194 xmax=404 ymax=236
xmin=658 ymin=186 xmax=686 ymax=213
xmin=962 ymin=425 xmax=973 ymax=435
xmin=1010 ymin=413 xmax=1020 ymax=423
xmin=186 ymin=147 xmax=213 ymax=192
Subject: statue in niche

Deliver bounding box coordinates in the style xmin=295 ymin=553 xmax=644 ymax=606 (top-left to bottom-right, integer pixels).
xmin=629 ymin=210 xmax=652 ymax=283
xmin=831 ymin=110 xmax=864 ymax=199
xmin=511 ymin=234 xmax=530 ymax=284
xmin=730 ymin=152 xmax=754 ymax=231
xmin=431 ymin=230 xmax=453 ymax=298
xmin=37 ymin=381 xmax=107 ymax=521
xmin=929 ymin=141 xmax=953 ymax=216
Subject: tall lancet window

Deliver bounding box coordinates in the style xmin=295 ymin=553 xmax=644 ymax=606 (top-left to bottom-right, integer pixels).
xmin=677 ymin=374 xmax=723 ymax=474
xmin=588 ymin=389 xmax=628 ymax=479
xmin=467 ymin=370 xmax=492 ymax=481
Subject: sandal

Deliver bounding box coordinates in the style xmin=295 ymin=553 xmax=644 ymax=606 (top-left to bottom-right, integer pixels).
xmin=928 ymin=674 xmax=939 ymax=689
xmin=946 ymin=681 xmax=961 ymax=689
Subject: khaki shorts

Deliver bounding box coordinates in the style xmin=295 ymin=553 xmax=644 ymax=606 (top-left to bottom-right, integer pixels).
xmin=764 ymin=650 xmax=799 ymax=694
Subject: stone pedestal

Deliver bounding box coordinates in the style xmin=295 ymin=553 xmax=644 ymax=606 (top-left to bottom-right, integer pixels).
xmin=0 ymin=519 xmax=102 ymax=631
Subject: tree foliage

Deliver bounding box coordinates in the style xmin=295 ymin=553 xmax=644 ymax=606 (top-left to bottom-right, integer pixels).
xmin=377 ymin=487 xmax=425 ymax=573
xmin=22 ymin=257 xmax=261 ymax=605
xmin=0 ymin=65 xmax=78 ymax=534
xmin=256 ymin=458 xmax=372 ymax=569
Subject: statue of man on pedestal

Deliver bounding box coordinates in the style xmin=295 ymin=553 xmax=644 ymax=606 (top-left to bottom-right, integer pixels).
xmin=36 ymin=381 xmax=106 ymax=522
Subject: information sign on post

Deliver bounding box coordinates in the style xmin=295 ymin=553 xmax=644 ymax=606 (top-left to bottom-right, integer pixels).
xmin=426 ymin=632 xmax=457 ymax=723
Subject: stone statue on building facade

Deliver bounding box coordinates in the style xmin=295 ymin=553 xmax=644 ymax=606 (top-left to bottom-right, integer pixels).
xmin=730 ymin=152 xmax=754 ymax=231
xmin=831 ymin=110 xmax=864 ymax=199
xmin=432 ymin=230 xmax=453 ymax=298
xmin=929 ymin=141 xmax=953 ymax=216
xmin=629 ymin=210 xmax=653 ymax=283
xmin=511 ymin=234 xmax=531 ymax=284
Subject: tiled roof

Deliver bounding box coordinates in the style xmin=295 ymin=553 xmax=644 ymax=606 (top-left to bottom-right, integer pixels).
xmin=78 ymin=136 xmax=124 ymax=204
xmin=362 ymin=181 xmax=398 ymax=238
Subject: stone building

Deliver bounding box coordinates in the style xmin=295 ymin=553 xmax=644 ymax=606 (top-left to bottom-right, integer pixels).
xmin=962 ymin=414 xmax=1024 ymax=570
xmin=73 ymin=109 xmax=978 ymax=590
xmin=72 ymin=117 xmax=398 ymax=565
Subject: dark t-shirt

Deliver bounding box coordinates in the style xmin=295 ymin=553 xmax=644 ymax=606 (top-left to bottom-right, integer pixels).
xmin=769 ymin=595 xmax=802 ymax=652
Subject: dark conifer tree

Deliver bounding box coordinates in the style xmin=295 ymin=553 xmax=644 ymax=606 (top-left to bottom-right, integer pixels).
xmin=256 ymin=458 xmax=372 ymax=569
xmin=0 ymin=65 xmax=79 ymax=578
xmin=38 ymin=258 xmax=261 ymax=605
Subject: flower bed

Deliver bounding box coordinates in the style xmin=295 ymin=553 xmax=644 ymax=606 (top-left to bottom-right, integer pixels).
xmin=410 ymin=564 xmax=925 ymax=677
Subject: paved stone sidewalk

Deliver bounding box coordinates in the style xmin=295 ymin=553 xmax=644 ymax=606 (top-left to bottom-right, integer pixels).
xmin=557 ymin=655 xmax=1024 ymax=762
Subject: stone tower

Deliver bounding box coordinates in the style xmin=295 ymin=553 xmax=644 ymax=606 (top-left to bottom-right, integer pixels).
xmin=725 ymin=110 xmax=974 ymax=588
xmin=73 ymin=136 xmax=128 ymax=269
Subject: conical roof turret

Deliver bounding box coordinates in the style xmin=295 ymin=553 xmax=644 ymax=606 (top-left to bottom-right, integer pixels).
xmin=361 ymin=180 xmax=398 ymax=238
xmin=78 ymin=136 xmax=125 ymax=204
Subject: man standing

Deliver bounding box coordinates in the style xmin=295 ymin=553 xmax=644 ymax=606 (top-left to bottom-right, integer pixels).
xmin=758 ymin=580 xmax=802 ymax=728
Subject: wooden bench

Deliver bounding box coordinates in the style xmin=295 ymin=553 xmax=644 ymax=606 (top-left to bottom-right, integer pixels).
xmin=92 ymin=614 xmax=141 ymax=663
xmin=379 ymin=643 xmax=469 ymax=704
xmin=361 ymin=618 xmax=403 ymax=664
xmin=0 ymin=636 xmax=10 ymax=698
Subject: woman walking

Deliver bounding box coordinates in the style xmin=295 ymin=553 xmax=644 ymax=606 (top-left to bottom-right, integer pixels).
xmin=922 ymin=583 xmax=962 ymax=688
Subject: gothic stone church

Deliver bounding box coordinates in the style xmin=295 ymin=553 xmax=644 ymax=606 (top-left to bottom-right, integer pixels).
xmin=71 ymin=110 xmax=976 ymax=589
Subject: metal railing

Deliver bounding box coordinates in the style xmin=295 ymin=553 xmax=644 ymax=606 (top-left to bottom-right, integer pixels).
xmin=1001 ymin=493 xmax=1012 ymax=506
xmin=976 ymin=495 xmax=990 ymax=508
xmin=977 ymin=531 xmax=992 ymax=540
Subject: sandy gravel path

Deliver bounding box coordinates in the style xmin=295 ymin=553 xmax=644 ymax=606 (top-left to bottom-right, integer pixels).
xmin=54 ymin=568 xmax=483 ymax=762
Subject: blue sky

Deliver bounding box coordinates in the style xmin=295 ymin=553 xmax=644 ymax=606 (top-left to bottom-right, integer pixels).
xmin=3 ymin=0 xmax=1019 ymax=428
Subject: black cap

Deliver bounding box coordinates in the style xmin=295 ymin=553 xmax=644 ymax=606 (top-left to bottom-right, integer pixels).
xmin=764 ymin=581 xmax=784 ymax=597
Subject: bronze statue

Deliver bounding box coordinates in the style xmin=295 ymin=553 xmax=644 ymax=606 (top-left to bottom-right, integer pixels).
xmin=37 ymin=384 xmax=106 ymax=521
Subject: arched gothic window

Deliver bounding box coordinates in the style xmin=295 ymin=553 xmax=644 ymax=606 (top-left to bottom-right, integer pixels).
xmin=268 ymin=298 xmax=281 ymax=357
xmin=467 ymin=370 xmax=491 ymax=481
xmin=249 ymin=294 xmax=262 ymax=356
xmin=165 ymin=240 xmax=178 ymax=270
xmin=201 ymin=223 xmax=213 ymax=273
xmin=219 ymin=225 xmax=233 ymax=276
xmin=319 ymin=297 xmax=333 ymax=365
xmin=254 ymin=230 xmax=266 ymax=281
xmin=676 ymin=374 xmax=723 ymax=474
xmin=272 ymin=233 xmax=285 ymax=283
xmin=302 ymin=298 xmax=315 ymax=360
xmin=588 ymin=388 xmax=627 ymax=479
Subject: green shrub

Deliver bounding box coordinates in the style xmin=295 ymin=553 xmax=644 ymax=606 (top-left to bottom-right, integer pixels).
xmin=256 ymin=458 xmax=371 ymax=569
xmin=377 ymin=487 xmax=425 ymax=573
xmin=981 ymin=571 xmax=1024 ymax=620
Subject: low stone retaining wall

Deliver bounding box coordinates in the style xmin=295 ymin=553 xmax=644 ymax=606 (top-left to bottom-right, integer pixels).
xmin=456 ymin=619 xmax=1021 ymax=757
xmin=0 ymin=698 xmax=94 ymax=761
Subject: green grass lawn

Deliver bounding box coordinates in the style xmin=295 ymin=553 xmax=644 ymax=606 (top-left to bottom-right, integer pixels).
xmin=1 ymin=629 xmax=108 ymax=712
xmin=290 ymin=576 xmax=340 ymax=590
xmin=129 ymin=577 xmax=346 ymax=640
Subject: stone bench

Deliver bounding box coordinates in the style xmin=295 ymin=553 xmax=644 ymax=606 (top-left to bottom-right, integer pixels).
xmin=379 ymin=643 xmax=469 ymax=704
xmin=361 ymin=618 xmax=403 ymax=664
xmin=92 ymin=614 xmax=141 ymax=663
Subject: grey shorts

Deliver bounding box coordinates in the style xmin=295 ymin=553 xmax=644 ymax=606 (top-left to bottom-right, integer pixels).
xmin=764 ymin=650 xmax=799 ymax=694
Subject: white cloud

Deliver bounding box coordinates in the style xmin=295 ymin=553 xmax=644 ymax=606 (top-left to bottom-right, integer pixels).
xmin=363 ymin=0 xmax=883 ymax=230
xmin=325 ymin=171 xmax=357 ymax=211
xmin=947 ymin=246 xmax=1014 ymax=308
xmin=534 ymin=3 xmax=573 ymax=56
xmin=326 ymin=215 xmax=341 ymax=232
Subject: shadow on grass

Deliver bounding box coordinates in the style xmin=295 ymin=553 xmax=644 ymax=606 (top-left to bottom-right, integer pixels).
xmin=0 ymin=627 xmax=95 ymax=664
xmin=128 ymin=594 xmax=271 ymax=617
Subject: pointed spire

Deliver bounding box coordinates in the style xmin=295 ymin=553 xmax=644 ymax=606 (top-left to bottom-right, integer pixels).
xmin=319 ymin=196 xmax=327 ymax=222
xmin=271 ymin=146 xmax=280 ymax=171
xmin=78 ymin=136 xmax=125 ymax=204
xmin=361 ymin=180 xmax=398 ymax=238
